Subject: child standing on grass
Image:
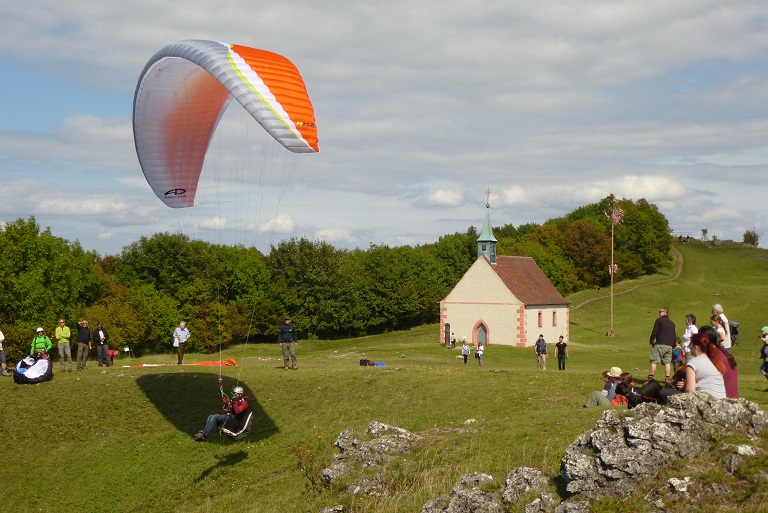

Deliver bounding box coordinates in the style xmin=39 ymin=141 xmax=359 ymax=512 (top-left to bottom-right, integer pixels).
xmin=760 ymin=327 xmax=768 ymax=384
xmin=672 ymin=337 xmax=685 ymax=371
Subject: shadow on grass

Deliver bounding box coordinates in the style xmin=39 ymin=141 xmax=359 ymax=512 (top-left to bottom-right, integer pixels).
xmin=196 ymin=450 xmax=249 ymax=483
xmin=136 ymin=371 xmax=278 ymax=441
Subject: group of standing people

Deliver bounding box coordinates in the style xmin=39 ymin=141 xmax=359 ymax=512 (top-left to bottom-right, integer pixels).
xmin=649 ymin=304 xmax=739 ymax=403
xmin=459 ymin=337 xmax=484 ymax=365
xmin=533 ymin=334 xmax=568 ymax=371
xmin=8 ymin=318 xmax=112 ymax=373
xmin=65 ymin=319 xmax=111 ymax=369
xmin=172 ymin=317 xmax=297 ymax=370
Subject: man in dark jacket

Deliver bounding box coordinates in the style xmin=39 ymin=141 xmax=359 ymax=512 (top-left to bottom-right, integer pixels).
xmin=76 ymin=320 xmax=92 ymax=370
xmin=278 ymin=317 xmax=298 ymax=370
xmin=648 ymin=307 xmax=677 ymax=383
xmin=534 ymin=334 xmax=547 ymax=370
xmin=92 ymin=322 xmax=110 ymax=367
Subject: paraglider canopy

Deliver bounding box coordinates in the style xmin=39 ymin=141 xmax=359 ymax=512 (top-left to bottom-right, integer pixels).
xmin=133 ymin=40 xmax=319 ymax=208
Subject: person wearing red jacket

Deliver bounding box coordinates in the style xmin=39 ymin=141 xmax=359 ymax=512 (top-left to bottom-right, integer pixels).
xmin=194 ymin=387 xmax=251 ymax=442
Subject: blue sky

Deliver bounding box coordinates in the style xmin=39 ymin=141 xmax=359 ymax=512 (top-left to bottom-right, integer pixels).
xmin=2 ymin=1 xmax=768 ymax=256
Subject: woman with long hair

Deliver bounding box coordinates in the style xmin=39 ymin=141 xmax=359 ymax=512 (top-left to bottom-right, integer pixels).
xmin=698 ymin=325 xmax=738 ymax=398
xmin=710 ymin=315 xmax=728 ymax=347
xmin=685 ymin=332 xmax=727 ymax=399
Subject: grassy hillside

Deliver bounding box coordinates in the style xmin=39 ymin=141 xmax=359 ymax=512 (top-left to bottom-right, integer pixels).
xmin=2 ymin=239 xmax=767 ymax=513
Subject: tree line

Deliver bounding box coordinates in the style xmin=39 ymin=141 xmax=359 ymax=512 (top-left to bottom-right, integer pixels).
xmin=0 ymin=196 xmax=670 ymax=360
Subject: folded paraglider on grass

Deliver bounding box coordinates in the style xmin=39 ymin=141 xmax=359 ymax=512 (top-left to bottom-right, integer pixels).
xmin=14 ymin=355 xmax=53 ymax=384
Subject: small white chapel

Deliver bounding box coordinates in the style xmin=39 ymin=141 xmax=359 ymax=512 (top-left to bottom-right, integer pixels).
xmin=439 ymin=199 xmax=570 ymax=347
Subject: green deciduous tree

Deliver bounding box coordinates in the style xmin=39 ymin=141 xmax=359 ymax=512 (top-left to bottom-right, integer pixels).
xmin=743 ymin=229 xmax=760 ymax=246
xmin=268 ymin=237 xmax=355 ymax=339
xmin=434 ymin=231 xmax=475 ymax=285
xmin=0 ymin=217 xmax=101 ymax=358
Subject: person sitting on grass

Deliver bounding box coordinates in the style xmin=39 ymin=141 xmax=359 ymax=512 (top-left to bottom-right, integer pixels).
xmin=194 ymin=387 xmax=252 ymax=442
xmin=583 ymin=367 xmax=622 ymax=407
xmin=660 ymin=332 xmax=726 ymax=402
xmin=611 ymin=372 xmax=635 ymax=407
xmin=658 ymin=368 xmax=687 ymax=405
xmin=699 ymin=325 xmax=738 ymax=398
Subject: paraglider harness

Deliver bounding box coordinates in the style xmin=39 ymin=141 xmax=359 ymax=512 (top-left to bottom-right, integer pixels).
xmin=216 ymin=375 xmax=253 ymax=441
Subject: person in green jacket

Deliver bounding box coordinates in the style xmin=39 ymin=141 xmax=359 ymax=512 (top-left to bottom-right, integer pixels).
xmin=31 ymin=327 xmax=52 ymax=356
xmin=55 ymin=318 xmax=72 ymax=372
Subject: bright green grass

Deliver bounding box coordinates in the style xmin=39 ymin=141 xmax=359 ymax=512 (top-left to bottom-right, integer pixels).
xmin=2 ymin=239 xmax=767 ymax=513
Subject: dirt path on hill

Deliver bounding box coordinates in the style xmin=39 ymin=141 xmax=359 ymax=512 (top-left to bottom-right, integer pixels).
xmin=571 ymin=244 xmax=684 ymax=311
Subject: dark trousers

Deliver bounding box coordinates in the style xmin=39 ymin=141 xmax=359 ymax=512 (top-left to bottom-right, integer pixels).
xmin=177 ymin=343 xmax=185 ymax=364
xmin=96 ymin=345 xmax=111 ymax=367
xmin=558 ymin=355 xmax=566 ymax=370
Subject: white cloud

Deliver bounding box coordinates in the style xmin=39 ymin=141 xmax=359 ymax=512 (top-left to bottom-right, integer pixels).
xmin=427 ymin=189 xmax=463 ymax=206
xmin=498 ymin=186 xmax=527 ymax=206
xmin=199 ymin=217 xmax=227 ymax=230
xmin=315 ymin=227 xmax=355 ymax=243
xmin=1 ymin=1 xmax=768 ymax=252
xmin=613 ymin=175 xmax=687 ymax=201
xmin=260 ymin=213 xmax=294 ymax=234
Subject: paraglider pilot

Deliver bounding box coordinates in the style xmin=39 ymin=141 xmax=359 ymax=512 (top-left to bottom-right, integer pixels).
xmin=30 ymin=327 xmax=52 ymax=357
xmin=193 ymin=387 xmax=251 ymax=442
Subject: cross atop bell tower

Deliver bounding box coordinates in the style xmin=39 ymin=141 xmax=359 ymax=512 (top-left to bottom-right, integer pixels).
xmin=477 ymin=189 xmax=497 ymax=264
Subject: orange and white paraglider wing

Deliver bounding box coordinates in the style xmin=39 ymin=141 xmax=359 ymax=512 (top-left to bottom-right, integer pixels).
xmin=133 ymin=40 xmax=318 ymax=208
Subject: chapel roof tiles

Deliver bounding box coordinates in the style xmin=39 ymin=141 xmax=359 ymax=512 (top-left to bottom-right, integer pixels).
xmin=489 ymin=255 xmax=569 ymax=306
